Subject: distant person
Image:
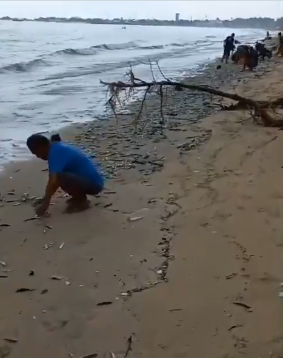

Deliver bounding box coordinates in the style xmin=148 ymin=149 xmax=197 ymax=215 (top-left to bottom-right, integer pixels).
xmin=266 ymin=31 xmax=270 ymax=39
xmin=221 ymin=33 xmax=236 ymax=63
xmin=255 ymin=42 xmax=272 ymax=61
xmin=276 ymin=32 xmax=283 ymax=56
xmin=26 ymin=133 xmax=104 ymax=216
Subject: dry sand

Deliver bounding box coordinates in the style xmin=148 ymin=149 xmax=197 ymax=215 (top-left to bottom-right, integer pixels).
xmin=0 ymin=58 xmax=283 ymax=358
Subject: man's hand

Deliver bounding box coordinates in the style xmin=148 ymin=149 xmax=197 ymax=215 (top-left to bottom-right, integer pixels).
xmin=35 ymin=200 xmax=50 ymax=217
xmin=36 ymin=173 xmax=59 ymax=216
xmin=32 ymin=197 xmax=44 ymax=208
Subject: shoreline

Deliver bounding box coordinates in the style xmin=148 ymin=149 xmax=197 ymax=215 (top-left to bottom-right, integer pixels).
xmin=0 ymin=38 xmax=283 ymax=357
xmin=0 ymin=16 xmax=280 ymax=30
xmin=0 ymin=54 xmax=257 ymax=171
xmin=0 ymin=28 xmax=269 ymax=168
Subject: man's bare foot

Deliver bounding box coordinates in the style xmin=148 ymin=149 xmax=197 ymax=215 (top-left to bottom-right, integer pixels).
xmin=64 ymin=199 xmax=91 ymax=214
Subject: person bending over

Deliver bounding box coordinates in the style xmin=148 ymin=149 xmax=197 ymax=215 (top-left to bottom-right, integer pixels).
xmin=26 ymin=133 xmax=104 ymax=216
xmin=221 ymin=33 xmax=237 ymax=63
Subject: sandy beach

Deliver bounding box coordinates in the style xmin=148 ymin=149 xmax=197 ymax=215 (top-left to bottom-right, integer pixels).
xmin=1 ymin=43 xmax=283 ymax=357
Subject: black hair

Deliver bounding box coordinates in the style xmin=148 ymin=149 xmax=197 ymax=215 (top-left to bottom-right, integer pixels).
xmin=50 ymin=133 xmax=61 ymax=142
xmin=26 ymin=134 xmax=50 ymax=154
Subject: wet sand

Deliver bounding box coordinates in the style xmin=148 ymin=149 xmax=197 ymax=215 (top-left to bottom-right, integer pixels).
xmin=0 ymin=50 xmax=283 ymax=358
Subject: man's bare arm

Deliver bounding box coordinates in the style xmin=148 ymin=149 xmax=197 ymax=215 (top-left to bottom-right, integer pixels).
xmin=43 ymin=173 xmax=59 ymax=203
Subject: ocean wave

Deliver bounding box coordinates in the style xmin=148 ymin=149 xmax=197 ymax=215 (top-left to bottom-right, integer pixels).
xmin=0 ymin=58 xmax=47 ymax=72
xmin=0 ymin=40 xmax=193 ymax=73
xmin=0 ymin=38 xmax=216 ymax=75
xmin=58 ymin=41 xmax=189 ymax=54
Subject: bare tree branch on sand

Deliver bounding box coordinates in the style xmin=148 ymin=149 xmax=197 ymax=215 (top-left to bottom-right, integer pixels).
xmin=100 ymin=61 xmax=283 ymax=130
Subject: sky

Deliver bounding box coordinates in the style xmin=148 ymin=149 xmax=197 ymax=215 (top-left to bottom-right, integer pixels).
xmin=0 ymin=1 xmax=282 ymax=21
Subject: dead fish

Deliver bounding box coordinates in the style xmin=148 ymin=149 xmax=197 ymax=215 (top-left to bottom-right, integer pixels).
xmin=226 ymin=273 xmax=237 ymax=280
xmin=4 ymin=338 xmax=18 ymax=343
xmin=127 ymin=216 xmax=144 ymax=222
xmin=16 ymin=288 xmax=35 ymax=293
xmin=233 ymin=301 xmax=252 ymax=311
xmin=51 ymin=275 xmax=64 ymax=281
xmin=24 ymin=216 xmax=39 ymax=222
xmin=44 ymin=243 xmax=53 ymax=250
xmin=96 ymin=301 xmax=112 ymax=306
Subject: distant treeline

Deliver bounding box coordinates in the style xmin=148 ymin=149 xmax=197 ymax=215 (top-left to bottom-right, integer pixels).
xmin=1 ymin=16 xmax=283 ymax=29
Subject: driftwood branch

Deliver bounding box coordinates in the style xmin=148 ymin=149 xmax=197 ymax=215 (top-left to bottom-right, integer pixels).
xmin=100 ymin=65 xmax=283 ymax=129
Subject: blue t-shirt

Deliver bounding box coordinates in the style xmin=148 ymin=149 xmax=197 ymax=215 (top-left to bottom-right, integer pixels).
xmin=48 ymin=142 xmax=104 ymax=188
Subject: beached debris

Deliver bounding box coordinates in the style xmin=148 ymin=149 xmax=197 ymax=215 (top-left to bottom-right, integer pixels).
xmin=228 ymin=324 xmax=243 ymax=332
xmin=44 ymin=243 xmax=53 ymax=250
xmin=96 ymin=301 xmax=113 ymax=306
xmin=233 ymin=301 xmax=252 ymax=311
xmin=20 ymin=238 xmax=27 ymax=246
xmin=124 ymin=334 xmax=134 ymax=358
xmin=127 ymin=216 xmax=144 ymax=222
xmin=15 ymin=288 xmax=35 ymax=293
xmin=80 ymin=354 xmax=98 ymax=358
xmin=226 ymin=273 xmax=237 ymax=280
xmin=101 ymin=63 xmax=283 ymax=128
xmin=3 ymin=338 xmax=18 ymax=343
xmin=24 ymin=216 xmax=39 ymax=222
xmin=51 ymin=275 xmax=64 ymax=280
xmin=121 ymin=281 xmax=161 ymax=297
xmin=0 ymin=223 xmax=11 ymax=227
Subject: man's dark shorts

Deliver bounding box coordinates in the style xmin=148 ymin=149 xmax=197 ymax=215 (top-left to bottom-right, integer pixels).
xmin=58 ymin=172 xmax=103 ymax=196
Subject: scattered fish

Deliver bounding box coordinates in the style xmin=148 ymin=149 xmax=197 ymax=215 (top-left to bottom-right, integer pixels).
xmin=16 ymin=288 xmax=35 ymax=293
xmin=51 ymin=275 xmax=64 ymax=280
xmin=127 ymin=216 xmax=144 ymax=222
xmin=97 ymin=301 xmax=112 ymax=306
xmin=233 ymin=301 xmax=252 ymax=311
xmin=4 ymin=338 xmax=18 ymax=343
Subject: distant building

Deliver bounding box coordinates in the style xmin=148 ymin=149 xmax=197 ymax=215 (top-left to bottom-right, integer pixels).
xmin=175 ymin=13 xmax=180 ymax=22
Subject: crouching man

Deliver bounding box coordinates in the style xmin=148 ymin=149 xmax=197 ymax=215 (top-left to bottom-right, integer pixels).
xmin=26 ymin=133 xmax=104 ymax=216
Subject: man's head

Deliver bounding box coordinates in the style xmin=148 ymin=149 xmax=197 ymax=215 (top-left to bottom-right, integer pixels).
xmin=26 ymin=134 xmax=51 ymax=160
xmin=231 ymin=33 xmax=235 ymax=38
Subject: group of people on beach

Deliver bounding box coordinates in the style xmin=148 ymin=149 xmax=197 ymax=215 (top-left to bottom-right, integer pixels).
xmin=221 ymin=31 xmax=276 ymax=71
